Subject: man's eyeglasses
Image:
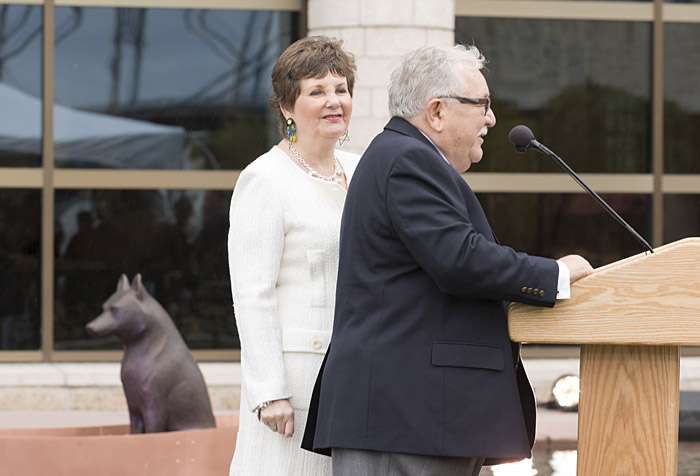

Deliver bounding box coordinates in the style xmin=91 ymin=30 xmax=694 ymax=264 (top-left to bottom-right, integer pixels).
xmin=439 ymin=96 xmax=491 ymax=116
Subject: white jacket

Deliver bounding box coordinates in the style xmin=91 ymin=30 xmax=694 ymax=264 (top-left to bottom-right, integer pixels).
xmin=228 ymin=145 xmax=359 ymax=476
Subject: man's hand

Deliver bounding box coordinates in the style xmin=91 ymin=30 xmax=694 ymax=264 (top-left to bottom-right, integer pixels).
xmin=558 ymin=255 xmax=594 ymax=284
xmin=260 ymin=398 xmax=294 ymax=437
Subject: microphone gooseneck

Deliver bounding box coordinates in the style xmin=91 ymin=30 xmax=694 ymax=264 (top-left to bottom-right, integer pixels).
xmin=508 ymin=125 xmax=654 ymax=254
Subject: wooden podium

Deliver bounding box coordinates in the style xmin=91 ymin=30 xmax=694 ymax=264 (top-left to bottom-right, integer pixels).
xmin=509 ymin=237 xmax=700 ymax=476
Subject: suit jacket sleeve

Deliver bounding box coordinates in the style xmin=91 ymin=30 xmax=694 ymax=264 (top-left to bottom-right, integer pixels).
xmin=386 ymin=147 xmax=558 ymax=306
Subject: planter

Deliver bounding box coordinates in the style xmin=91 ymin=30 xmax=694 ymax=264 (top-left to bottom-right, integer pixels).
xmin=0 ymin=413 xmax=238 ymax=476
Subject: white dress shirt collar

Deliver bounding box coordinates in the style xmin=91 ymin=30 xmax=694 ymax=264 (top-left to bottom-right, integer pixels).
xmin=419 ymin=130 xmax=450 ymax=165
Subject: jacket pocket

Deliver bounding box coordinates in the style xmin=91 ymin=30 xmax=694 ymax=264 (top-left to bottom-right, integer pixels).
xmin=431 ymin=341 xmax=504 ymax=371
xmin=281 ymin=328 xmax=330 ymax=354
xmin=307 ymin=249 xmax=326 ymax=308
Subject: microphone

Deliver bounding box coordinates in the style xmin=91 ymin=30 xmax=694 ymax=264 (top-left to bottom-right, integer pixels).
xmin=508 ymin=125 xmax=654 ymax=254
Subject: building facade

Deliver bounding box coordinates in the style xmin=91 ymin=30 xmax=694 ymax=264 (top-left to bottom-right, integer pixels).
xmin=0 ymin=0 xmax=699 ymax=409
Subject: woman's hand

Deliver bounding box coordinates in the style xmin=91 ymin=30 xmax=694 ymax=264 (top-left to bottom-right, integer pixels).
xmin=260 ymin=399 xmax=294 ymax=437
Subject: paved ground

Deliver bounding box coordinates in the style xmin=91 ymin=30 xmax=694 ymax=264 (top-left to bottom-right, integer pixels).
xmin=0 ymin=407 xmax=578 ymax=444
xmin=535 ymin=407 xmax=578 ymax=446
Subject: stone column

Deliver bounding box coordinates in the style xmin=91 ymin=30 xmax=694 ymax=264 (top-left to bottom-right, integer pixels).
xmin=307 ymin=0 xmax=455 ymax=154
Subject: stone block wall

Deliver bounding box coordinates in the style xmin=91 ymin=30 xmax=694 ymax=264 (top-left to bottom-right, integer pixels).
xmin=307 ymin=0 xmax=456 ymax=154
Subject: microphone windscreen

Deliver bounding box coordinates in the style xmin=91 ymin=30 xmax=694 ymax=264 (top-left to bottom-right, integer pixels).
xmin=508 ymin=125 xmax=535 ymax=147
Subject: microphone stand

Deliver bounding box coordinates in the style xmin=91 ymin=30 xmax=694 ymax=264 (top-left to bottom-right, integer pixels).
xmin=529 ymin=139 xmax=654 ymax=254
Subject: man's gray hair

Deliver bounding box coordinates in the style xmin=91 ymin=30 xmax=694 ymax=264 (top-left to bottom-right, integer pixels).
xmin=388 ymin=44 xmax=486 ymax=119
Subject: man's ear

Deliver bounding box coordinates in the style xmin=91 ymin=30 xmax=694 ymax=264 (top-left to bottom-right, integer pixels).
xmin=425 ymin=98 xmax=445 ymax=133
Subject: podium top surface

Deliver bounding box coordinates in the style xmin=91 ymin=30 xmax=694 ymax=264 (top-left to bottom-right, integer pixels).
xmin=508 ymin=237 xmax=700 ymax=346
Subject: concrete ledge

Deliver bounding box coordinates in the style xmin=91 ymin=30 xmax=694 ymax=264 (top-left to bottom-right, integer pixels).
xmin=0 ymin=410 xmax=130 ymax=429
xmin=526 ymin=355 xmax=700 ymax=403
xmin=3 ymin=357 xmax=700 ymax=413
xmin=0 ymin=363 xmax=241 ymax=412
xmin=0 ymin=362 xmax=239 ymax=387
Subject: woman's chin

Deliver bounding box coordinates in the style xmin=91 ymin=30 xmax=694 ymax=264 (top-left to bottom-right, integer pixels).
xmin=318 ymin=128 xmax=348 ymax=142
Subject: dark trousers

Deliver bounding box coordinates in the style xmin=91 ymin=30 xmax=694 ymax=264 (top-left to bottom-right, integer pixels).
xmin=332 ymin=448 xmax=485 ymax=476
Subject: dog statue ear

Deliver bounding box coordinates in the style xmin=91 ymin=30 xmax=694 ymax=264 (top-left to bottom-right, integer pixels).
xmin=118 ymin=274 xmax=130 ymax=292
xmin=131 ymin=273 xmax=145 ymax=299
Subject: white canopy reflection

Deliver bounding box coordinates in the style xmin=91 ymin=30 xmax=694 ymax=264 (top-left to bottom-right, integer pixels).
xmin=485 ymin=450 xmax=577 ymax=475
xmin=489 ymin=458 xmax=537 ymax=476
xmin=550 ymin=450 xmax=577 ymax=475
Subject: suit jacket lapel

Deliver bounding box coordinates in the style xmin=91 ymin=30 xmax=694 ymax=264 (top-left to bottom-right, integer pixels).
xmin=384 ymin=117 xmax=435 ymax=149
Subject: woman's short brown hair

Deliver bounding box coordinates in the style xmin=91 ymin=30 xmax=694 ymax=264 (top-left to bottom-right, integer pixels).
xmin=270 ymin=36 xmax=357 ymax=135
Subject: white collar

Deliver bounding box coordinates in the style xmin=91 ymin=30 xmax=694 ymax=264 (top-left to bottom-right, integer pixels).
xmin=418 ymin=130 xmax=450 ymax=165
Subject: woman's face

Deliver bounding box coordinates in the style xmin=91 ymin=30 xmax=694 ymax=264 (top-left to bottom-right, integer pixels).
xmin=284 ymin=72 xmax=352 ymax=144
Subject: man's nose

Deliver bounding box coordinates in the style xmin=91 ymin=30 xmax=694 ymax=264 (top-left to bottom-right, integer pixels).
xmin=485 ymin=106 xmax=496 ymax=127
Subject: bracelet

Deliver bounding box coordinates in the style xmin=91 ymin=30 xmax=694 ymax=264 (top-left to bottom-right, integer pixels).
xmin=254 ymin=401 xmax=272 ymax=421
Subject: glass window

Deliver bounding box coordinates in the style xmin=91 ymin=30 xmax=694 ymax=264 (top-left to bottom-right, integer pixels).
xmin=476 ymin=192 xmax=652 ymax=267
xmin=664 ymin=194 xmax=700 ymax=243
xmin=0 ymin=189 xmax=41 ymax=350
xmin=54 ymin=188 xmax=237 ymax=350
xmin=664 ymin=23 xmax=700 ymax=173
xmin=481 ymin=0 xmax=652 ymax=2
xmin=471 ymin=0 xmax=653 ymax=2
xmin=54 ymin=7 xmax=299 ymax=170
xmin=0 ymin=5 xmax=43 ymax=167
xmin=456 ymin=18 xmax=653 ymax=173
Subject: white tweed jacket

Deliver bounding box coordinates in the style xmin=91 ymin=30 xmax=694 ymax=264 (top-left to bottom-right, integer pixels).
xmin=228 ymin=145 xmax=360 ymax=476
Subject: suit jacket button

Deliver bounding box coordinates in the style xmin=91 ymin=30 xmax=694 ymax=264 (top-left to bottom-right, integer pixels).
xmin=527 ymin=287 xmax=533 ymax=294
xmin=539 ymin=290 xmax=545 ymax=297
xmin=533 ymin=288 xmax=539 ymax=294
xmin=521 ymin=286 xmax=527 ymax=293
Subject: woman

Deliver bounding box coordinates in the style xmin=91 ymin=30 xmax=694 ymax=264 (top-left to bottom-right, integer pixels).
xmin=227 ymin=36 xmax=359 ymax=475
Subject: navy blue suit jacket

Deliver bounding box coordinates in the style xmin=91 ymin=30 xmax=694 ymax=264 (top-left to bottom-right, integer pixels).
xmin=303 ymin=117 xmax=559 ymax=464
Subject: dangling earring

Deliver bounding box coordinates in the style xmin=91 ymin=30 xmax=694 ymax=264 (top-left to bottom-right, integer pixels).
xmin=285 ymin=118 xmax=297 ymax=147
xmin=338 ymin=130 xmax=349 ymax=146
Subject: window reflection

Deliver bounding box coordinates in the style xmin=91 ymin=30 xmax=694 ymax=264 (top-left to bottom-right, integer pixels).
xmin=488 ymin=0 xmax=652 ymax=2
xmin=456 ymin=18 xmax=652 ymax=173
xmin=548 ymin=450 xmax=577 ymax=475
xmin=476 ymin=193 xmax=652 ymax=267
xmin=664 ymin=23 xmax=700 ymax=173
xmin=489 ymin=458 xmax=537 ymax=476
xmin=54 ymin=7 xmax=299 ymax=170
xmin=479 ymin=450 xmax=577 ymax=475
xmin=54 ymin=189 xmax=237 ymax=350
xmin=664 ymin=194 xmax=700 ymax=244
xmin=481 ymin=445 xmax=700 ymax=475
xmin=0 ymin=190 xmax=41 ymax=350
xmin=0 ymin=5 xmax=43 ymax=168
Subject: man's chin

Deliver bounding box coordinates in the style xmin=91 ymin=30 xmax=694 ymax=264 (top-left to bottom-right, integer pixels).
xmin=469 ymin=151 xmax=484 ymax=167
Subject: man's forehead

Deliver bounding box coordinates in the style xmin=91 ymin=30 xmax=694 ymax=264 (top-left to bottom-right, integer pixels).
xmin=461 ymin=68 xmax=489 ymax=95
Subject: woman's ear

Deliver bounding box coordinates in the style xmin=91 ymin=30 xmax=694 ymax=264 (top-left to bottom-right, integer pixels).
xmin=280 ymin=103 xmax=292 ymax=120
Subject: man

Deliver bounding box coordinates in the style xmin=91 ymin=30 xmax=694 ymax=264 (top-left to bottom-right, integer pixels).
xmin=303 ymin=44 xmax=593 ymax=475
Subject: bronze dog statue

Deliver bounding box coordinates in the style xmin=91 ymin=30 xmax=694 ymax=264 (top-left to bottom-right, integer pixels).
xmin=86 ymin=274 xmax=216 ymax=433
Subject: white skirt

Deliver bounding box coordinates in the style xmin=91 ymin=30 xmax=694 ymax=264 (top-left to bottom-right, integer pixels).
xmin=229 ymin=351 xmax=331 ymax=476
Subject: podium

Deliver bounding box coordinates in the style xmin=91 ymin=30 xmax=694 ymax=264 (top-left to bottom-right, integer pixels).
xmin=509 ymin=237 xmax=700 ymax=476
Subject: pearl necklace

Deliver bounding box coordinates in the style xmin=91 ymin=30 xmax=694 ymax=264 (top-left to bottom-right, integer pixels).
xmin=289 ymin=144 xmax=344 ymax=183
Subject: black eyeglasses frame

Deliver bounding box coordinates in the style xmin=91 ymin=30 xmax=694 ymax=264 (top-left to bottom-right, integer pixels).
xmin=439 ymin=96 xmax=491 ymax=115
